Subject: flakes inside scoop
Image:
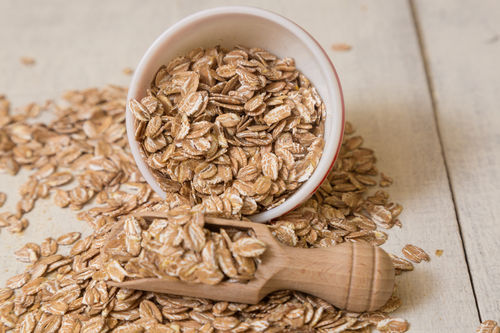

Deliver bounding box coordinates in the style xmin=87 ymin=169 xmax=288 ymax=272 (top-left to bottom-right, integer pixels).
xmin=101 ymin=210 xmax=266 ymax=285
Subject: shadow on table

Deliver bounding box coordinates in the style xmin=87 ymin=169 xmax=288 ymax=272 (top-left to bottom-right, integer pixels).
xmin=396 ymin=266 xmax=435 ymax=313
xmin=344 ymin=102 xmax=458 ymax=314
xmin=343 ymin=101 xmax=475 ymax=209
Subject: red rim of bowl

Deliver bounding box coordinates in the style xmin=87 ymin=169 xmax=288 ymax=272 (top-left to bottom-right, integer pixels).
xmin=282 ymin=19 xmax=345 ymax=214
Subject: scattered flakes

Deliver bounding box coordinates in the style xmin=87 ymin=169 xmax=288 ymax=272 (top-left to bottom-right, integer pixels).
xmin=0 ymin=288 xmax=13 ymax=302
xmin=389 ymin=254 xmax=414 ymax=272
xmin=81 ymin=317 xmax=104 ymax=332
xmin=213 ymin=316 xmax=240 ymax=330
xmin=402 ymin=244 xmax=430 ymax=263
xmin=477 ymin=320 xmax=500 ymax=333
xmin=364 ymin=203 xmax=394 ymax=229
xmin=123 ymin=67 xmax=134 ymax=75
xmin=0 ymin=85 xmax=419 ymax=332
xmin=112 ymin=323 xmax=144 ymax=332
xmin=6 ymin=272 xmax=30 ymax=289
xmin=377 ymin=317 xmax=409 ymax=332
xmin=0 ymin=192 xmax=6 ymax=207
xmin=53 ymin=189 xmax=71 ymax=208
xmin=331 ymin=43 xmax=352 ymax=52
xmin=70 ymin=236 xmax=92 ymax=256
xmin=17 ymin=312 xmax=36 ymax=331
xmin=14 ymin=243 xmax=39 ymax=263
xmin=6 ymin=217 xmax=28 ymax=233
xmin=435 ymin=249 xmax=444 ymax=257
xmin=40 ymin=237 xmax=58 ymax=257
xmin=139 ymin=299 xmax=162 ymax=322
xmin=42 ymin=299 xmax=69 ymax=316
xmin=20 ymin=56 xmax=35 ymax=66
xmin=56 ymin=232 xmax=81 ymax=245
xmin=380 ymin=172 xmax=393 ymax=187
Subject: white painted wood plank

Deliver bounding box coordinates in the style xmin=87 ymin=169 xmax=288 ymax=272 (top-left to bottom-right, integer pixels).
xmin=0 ymin=0 xmax=479 ymax=330
xmin=414 ymin=0 xmax=500 ymax=322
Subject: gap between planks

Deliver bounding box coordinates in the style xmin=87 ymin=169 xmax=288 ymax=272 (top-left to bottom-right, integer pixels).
xmin=408 ymin=0 xmax=483 ymax=323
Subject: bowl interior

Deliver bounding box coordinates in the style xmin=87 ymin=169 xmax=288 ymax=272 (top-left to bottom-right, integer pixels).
xmin=127 ymin=7 xmax=344 ymax=222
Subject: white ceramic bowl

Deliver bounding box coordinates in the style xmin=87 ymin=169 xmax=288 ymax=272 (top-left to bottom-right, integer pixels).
xmin=126 ymin=6 xmax=345 ymax=222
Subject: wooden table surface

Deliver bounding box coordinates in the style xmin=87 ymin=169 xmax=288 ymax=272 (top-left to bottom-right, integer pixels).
xmin=0 ymin=1 xmax=498 ymax=331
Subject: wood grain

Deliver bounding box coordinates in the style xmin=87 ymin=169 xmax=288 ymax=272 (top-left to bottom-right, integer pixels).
xmin=320 ymin=1 xmax=479 ymax=329
xmin=413 ymin=0 xmax=500 ymax=322
xmin=0 ymin=0 xmax=484 ymax=330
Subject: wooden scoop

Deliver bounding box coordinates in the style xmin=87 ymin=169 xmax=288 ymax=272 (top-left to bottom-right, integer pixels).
xmin=110 ymin=212 xmax=395 ymax=313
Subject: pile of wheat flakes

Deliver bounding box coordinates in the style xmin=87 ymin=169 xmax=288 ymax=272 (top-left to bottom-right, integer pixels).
xmin=0 ymin=86 xmax=429 ymax=332
xmin=130 ymin=46 xmax=326 ymax=217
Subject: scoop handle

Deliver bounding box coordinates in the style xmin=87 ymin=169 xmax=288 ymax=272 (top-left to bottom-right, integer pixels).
xmin=266 ymin=241 xmax=395 ymax=312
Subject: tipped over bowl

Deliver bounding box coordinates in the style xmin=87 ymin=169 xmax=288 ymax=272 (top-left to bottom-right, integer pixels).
xmin=126 ymin=6 xmax=344 ymax=222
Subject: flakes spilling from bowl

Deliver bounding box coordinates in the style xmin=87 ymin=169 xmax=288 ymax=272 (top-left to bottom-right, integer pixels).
xmin=130 ymin=46 xmax=326 ymax=217
xmin=0 ymin=87 xmax=423 ymax=332
xmin=102 ymin=210 xmax=265 ymax=284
